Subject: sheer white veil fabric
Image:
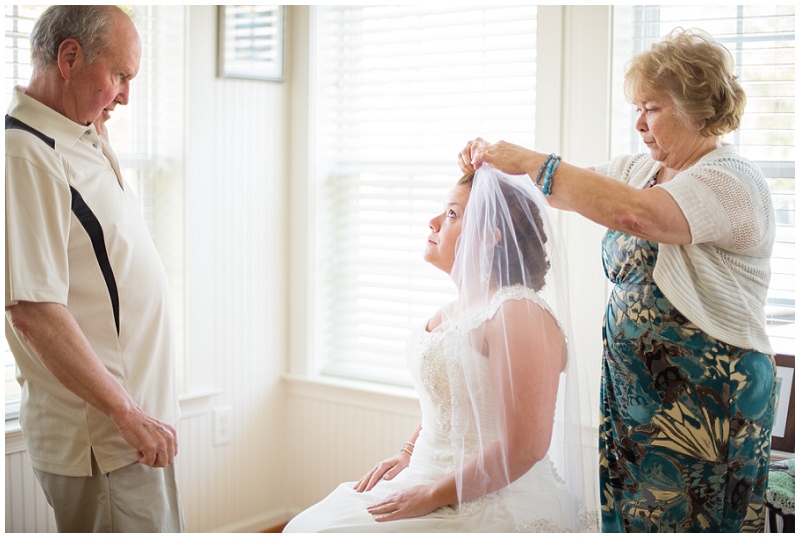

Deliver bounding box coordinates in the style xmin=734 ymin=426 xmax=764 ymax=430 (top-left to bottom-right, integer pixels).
xmin=441 ymin=165 xmax=599 ymax=531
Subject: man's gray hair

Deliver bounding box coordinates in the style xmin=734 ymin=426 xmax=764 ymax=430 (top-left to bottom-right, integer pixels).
xmin=30 ymin=5 xmax=132 ymax=71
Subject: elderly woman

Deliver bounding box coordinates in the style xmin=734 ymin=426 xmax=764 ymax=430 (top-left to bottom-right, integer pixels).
xmin=460 ymin=28 xmax=776 ymax=533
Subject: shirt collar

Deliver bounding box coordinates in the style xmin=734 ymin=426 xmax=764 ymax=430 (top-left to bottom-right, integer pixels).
xmin=7 ymin=86 xmax=94 ymax=147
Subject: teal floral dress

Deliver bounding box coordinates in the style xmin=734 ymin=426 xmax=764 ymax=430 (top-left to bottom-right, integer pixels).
xmin=599 ymin=224 xmax=777 ymax=532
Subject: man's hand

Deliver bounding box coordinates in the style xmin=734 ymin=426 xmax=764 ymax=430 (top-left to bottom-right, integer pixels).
xmin=7 ymin=301 xmax=178 ymax=467
xmin=115 ymin=405 xmax=178 ymax=467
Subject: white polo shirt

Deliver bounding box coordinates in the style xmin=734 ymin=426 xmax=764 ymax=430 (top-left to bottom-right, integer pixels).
xmin=5 ymin=87 xmax=180 ymax=477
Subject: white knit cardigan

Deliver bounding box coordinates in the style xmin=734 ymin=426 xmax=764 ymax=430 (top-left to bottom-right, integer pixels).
xmin=595 ymin=145 xmax=775 ymax=354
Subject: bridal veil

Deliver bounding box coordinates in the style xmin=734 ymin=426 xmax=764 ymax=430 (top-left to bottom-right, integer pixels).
xmin=442 ymin=165 xmax=599 ymax=531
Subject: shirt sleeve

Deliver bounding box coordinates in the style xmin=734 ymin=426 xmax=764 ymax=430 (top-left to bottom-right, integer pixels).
xmin=5 ymin=144 xmax=72 ymax=307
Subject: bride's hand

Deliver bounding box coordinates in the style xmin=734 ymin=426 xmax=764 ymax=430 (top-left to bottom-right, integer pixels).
xmin=354 ymin=452 xmax=411 ymax=493
xmin=367 ymin=484 xmax=439 ymax=522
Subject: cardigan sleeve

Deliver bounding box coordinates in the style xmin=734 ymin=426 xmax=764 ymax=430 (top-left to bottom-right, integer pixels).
xmin=659 ymin=155 xmax=771 ymax=251
xmin=594 ymin=153 xmax=651 ymax=185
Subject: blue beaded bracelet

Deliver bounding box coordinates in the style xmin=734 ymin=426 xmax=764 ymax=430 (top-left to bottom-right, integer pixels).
xmin=534 ymin=155 xmax=551 ymax=187
xmin=541 ymin=154 xmax=561 ymax=196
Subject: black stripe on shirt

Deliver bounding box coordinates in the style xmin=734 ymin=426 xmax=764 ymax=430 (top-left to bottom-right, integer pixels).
xmin=70 ymin=187 xmax=121 ymax=335
xmin=5 ymin=114 xmax=56 ymax=149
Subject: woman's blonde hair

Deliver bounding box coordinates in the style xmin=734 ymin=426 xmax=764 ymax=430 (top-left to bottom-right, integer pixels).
xmin=624 ymin=27 xmax=746 ymax=137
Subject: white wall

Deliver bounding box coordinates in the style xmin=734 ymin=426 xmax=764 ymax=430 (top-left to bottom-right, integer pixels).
xmin=178 ymin=4 xmax=290 ymax=532
xmin=5 ymin=6 xmax=612 ymax=532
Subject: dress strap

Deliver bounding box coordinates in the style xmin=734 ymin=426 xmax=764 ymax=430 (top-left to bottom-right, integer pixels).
xmin=461 ymin=284 xmax=562 ymax=335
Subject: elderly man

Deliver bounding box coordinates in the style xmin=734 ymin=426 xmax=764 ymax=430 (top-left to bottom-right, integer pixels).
xmin=5 ymin=6 xmax=183 ymax=532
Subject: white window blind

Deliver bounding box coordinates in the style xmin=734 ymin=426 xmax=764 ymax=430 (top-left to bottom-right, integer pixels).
xmin=3 ymin=5 xmax=186 ymax=418
xmin=610 ymin=5 xmax=796 ymax=355
xmin=313 ymin=5 xmax=537 ymax=386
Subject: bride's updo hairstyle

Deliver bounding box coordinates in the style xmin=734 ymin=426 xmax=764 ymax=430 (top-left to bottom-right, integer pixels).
xmin=457 ymin=170 xmax=550 ymax=291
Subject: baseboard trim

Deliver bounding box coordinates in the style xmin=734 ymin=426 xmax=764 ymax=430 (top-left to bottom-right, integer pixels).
xmin=207 ymin=509 xmax=293 ymax=533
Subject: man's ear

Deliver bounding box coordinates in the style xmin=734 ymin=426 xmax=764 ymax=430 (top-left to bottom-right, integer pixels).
xmin=57 ymin=38 xmax=82 ymax=80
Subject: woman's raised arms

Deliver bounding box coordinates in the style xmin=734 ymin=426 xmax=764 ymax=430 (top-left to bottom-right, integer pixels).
xmin=460 ymin=139 xmax=692 ymax=245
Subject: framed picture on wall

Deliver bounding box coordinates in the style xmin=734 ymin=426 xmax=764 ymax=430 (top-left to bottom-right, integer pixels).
xmin=218 ymin=5 xmax=285 ymax=81
xmin=771 ymin=354 xmax=795 ymax=453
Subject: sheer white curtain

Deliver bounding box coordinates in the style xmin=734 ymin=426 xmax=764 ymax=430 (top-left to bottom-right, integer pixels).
xmin=611 ymin=4 xmax=796 ymax=354
xmin=312 ymin=5 xmax=538 ymax=385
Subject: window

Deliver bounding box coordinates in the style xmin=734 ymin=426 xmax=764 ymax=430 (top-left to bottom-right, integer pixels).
xmin=313 ymin=5 xmax=538 ymax=385
xmin=3 ymin=5 xmax=186 ymax=418
xmin=218 ymin=5 xmax=284 ymax=80
xmin=610 ymin=5 xmax=796 ymax=354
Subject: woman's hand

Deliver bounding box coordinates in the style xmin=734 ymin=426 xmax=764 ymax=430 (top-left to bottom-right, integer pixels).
xmin=354 ymin=452 xmax=411 ymax=493
xmin=471 ymin=140 xmax=540 ymax=176
xmin=367 ymin=484 xmax=440 ymax=522
xmin=458 ymin=138 xmax=489 ymax=173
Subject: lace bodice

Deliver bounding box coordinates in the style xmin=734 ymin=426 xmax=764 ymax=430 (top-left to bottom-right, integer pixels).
xmin=401 ymin=286 xmax=576 ymax=531
xmin=406 ymin=285 xmax=561 ymax=474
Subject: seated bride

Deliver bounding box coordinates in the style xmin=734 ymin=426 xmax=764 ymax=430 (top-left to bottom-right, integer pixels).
xmin=284 ymin=165 xmax=597 ymax=532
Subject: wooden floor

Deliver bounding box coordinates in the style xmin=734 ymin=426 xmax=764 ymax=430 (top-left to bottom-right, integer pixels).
xmin=262 ymin=522 xmax=287 ymax=533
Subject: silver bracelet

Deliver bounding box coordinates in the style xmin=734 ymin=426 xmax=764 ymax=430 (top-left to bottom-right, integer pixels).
xmin=399 ymin=447 xmax=413 ymax=456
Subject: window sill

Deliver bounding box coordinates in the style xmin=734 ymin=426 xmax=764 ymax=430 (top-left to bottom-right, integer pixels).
xmin=282 ymin=373 xmax=420 ymax=416
xmin=5 ymin=419 xmax=23 ymax=454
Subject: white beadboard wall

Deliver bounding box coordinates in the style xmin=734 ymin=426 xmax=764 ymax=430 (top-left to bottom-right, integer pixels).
xmin=5 ymin=432 xmax=57 ymax=533
xmin=284 ymin=377 xmax=422 ymax=515
xmin=179 ymin=4 xmax=289 ymax=532
xmin=6 ymin=380 xmax=421 ymax=533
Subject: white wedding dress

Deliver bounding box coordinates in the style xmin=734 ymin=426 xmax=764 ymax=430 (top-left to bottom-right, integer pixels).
xmin=284 ymin=287 xmax=574 ymax=533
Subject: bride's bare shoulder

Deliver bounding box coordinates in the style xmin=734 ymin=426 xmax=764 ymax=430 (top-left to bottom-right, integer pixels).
xmin=485 ymin=297 xmax=567 ymax=367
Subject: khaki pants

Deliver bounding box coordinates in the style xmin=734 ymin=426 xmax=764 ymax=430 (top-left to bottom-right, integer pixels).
xmin=33 ymin=452 xmax=184 ymax=532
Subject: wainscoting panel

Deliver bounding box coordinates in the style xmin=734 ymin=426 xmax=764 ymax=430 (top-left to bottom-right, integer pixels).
xmin=4 ymin=406 xmax=213 ymax=534
xmin=284 ymin=376 xmax=422 ymax=516
xmin=4 ymin=441 xmax=57 ymax=533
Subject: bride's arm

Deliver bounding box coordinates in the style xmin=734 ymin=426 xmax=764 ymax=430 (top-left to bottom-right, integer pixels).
xmin=368 ymin=299 xmax=564 ymax=521
xmin=458 ymin=298 xmax=564 ymax=498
